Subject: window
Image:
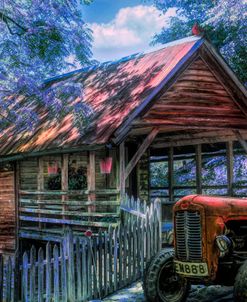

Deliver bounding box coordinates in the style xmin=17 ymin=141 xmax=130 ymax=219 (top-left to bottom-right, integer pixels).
xmin=68 ymin=154 xmax=87 ymax=190
xmin=44 ymin=156 xmax=62 ymax=190
xmin=150 ymin=160 xmax=169 ymax=202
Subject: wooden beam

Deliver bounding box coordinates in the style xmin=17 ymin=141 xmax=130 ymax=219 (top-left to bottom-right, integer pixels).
xmin=88 ymin=151 xmax=96 ymax=212
xmin=151 ymin=133 xmax=247 ymax=149
xmin=226 ymin=141 xmax=233 ymax=196
xmin=234 ymin=130 xmax=247 ymax=153
xmin=125 ymin=127 xmax=159 ymax=180
xmin=119 ymin=142 xmax=125 ymax=200
xmin=0 ymin=145 xmax=104 ymax=164
xmin=168 ymin=147 xmax=174 ymax=201
xmin=37 ymin=157 xmax=44 ymax=229
xmin=61 ymin=154 xmax=69 ymax=220
xmin=196 ymin=145 xmax=202 ymax=194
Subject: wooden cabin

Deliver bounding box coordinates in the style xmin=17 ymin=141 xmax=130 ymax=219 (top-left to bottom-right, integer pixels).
xmin=0 ymin=35 xmax=247 ymax=255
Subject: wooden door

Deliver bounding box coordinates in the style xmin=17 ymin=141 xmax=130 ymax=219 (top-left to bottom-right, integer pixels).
xmin=0 ymin=170 xmax=16 ymax=254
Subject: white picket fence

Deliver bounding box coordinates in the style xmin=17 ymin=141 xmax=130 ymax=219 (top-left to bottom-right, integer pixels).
xmin=0 ymin=196 xmax=161 ymax=302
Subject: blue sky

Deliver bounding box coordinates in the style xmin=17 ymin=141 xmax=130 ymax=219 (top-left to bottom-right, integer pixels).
xmin=82 ymin=1 xmax=176 ymax=62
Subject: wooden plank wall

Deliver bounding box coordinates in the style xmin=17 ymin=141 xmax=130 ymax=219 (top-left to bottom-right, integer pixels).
xmin=138 ymin=58 xmax=247 ymax=131
xmin=0 ymin=171 xmax=16 ymax=254
xmin=20 ymin=159 xmax=38 ymax=190
xmin=137 ymin=151 xmax=150 ymax=203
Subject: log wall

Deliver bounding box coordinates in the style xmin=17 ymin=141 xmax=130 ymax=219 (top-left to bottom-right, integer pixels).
xmin=0 ymin=171 xmax=16 ymax=254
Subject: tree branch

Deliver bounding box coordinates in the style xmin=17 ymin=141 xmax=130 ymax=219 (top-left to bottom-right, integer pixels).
xmin=0 ymin=10 xmax=27 ymax=35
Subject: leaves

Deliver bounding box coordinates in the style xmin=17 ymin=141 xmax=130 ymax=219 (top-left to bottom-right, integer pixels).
xmin=153 ymin=0 xmax=247 ymax=84
xmin=0 ymin=0 xmax=93 ymax=132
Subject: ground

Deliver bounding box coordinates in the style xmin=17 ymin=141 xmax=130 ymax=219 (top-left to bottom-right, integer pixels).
xmin=100 ymin=282 xmax=234 ymax=302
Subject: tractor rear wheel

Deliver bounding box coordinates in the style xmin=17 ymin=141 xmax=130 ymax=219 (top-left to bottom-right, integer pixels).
xmin=234 ymin=260 xmax=247 ymax=301
xmin=143 ymin=249 xmax=190 ymax=302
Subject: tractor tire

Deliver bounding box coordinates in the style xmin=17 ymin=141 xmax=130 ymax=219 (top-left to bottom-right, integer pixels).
xmin=234 ymin=260 xmax=247 ymax=302
xmin=143 ymin=249 xmax=190 ymax=302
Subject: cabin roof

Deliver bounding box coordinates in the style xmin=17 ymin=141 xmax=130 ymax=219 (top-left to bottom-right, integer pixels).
xmin=0 ymin=35 xmax=246 ymax=159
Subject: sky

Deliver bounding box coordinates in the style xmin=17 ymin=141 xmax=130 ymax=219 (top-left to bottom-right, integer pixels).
xmin=82 ymin=0 xmax=177 ymax=62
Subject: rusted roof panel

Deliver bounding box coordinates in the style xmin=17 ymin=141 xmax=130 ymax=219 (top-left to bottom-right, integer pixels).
xmin=0 ymin=36 xmax=202 ymax=156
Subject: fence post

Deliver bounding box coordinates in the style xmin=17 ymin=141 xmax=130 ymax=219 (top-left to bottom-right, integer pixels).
xmin=0 ymin=255 xmax=3 ymax=302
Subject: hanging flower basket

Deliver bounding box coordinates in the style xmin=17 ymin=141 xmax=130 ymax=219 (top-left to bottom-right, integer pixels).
xmin=48 ymin=163 xmax=58 ymax=175
xmin=100 ymin=157 xmax=113 ymax=174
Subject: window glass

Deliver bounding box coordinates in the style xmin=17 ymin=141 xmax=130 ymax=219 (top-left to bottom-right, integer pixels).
xmin=150 ymin=161 xmax=168 ymax=188
xmin=202 ymin=155 xmax=227 ymax=186
xmin=233 ymin=154 xmax=247 ymax=186
xmin=68 ymin=154 xmax=87 ymax=190
xmin=174 ymin=158 xmax=196 ymax=186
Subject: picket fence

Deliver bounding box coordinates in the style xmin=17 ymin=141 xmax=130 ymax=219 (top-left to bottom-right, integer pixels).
xmin=0 ymin=197 xmax=161 ymax=302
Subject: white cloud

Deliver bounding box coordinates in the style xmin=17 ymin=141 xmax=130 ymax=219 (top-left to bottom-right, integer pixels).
xmin=90 ymin=5 xmax=176 ymax=62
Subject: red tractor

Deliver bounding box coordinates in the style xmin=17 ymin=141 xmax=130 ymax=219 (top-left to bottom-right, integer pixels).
xmin=143 ymin=195 xmax=247 ymax=302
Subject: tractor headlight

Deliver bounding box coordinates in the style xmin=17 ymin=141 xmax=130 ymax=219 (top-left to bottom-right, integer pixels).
xmin=215 ymin=235 xmax=231 ymax=257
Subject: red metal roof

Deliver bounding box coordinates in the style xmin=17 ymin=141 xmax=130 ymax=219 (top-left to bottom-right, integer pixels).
xmin=0 ymin=36 xmax=202 ymax=156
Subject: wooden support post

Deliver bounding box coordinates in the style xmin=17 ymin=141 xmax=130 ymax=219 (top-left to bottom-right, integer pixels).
xmin=125 ymin=127 xmax=159 ymax=180
xmin=168 ymin=147 xmax=174 ymax=202
xmin=196 ymin=145 xmax=202 ymax=194
xmin=88 ymin=151 xmax=96 ymax=213
xmin=226 ymin=141 xmax=233 ymax=196
xmin=37 ymin=158 xmax=44 ymax=229
xmin=119 ymin=142 xmax=125 ymax=201
xmin=62 ymin=154 xmax=69 ymax=222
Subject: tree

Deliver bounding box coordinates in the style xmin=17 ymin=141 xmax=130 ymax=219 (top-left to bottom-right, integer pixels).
xmin=0 ymin=0 xmax=94 ymax=132
xmin=153 ymin=0 xmax=247 ymax=84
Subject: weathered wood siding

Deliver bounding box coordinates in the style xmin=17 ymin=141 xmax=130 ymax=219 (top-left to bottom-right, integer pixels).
xmin=0 ymin=171 xmax=16 ymax=253
xmin=20 ymin=159 xmax=38 ymax=190
xmin=137 ymin=151 xmax=149 ymax=202
xmin=139 ymin=58 xmax=247 ymax=130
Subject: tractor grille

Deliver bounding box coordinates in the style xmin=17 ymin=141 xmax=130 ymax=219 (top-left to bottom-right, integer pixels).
xmin=175 ymin=211 xmax=202 ymax=261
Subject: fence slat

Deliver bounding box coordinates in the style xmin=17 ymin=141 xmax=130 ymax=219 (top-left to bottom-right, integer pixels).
xmin=113 ymin=227 xmax=118 ymax=291
xmin=60 ymin=244 xmax=68 ymax=302
xmin=127 ymin=219 xmax=132 ymax=283
xmin=87 ymin=238 xmax=92 ymax=300
xmin=103 ymin=231 xmax=108 ymax=297
xmin=133 ymin=220 xmax=137 ymax=281
xmin=98 ymin=231 xmax=103 ymax=299
xmin=6 ymin=257 xmax=12 ymax=302
xmin=108 ymin=226 xmax=113 ymax=294
xmin=46 ymin=243 xmax=51 ymax=302
xmin=53 ymin=245 xmax=59 ymax=302
xmin=75 ymin=238 xmax=82 ymax=300
xmin=30 ymin=246 xmax=36 ymax=302
xmin=92 ymin=237 xmax=98 ymax=299
xmin=67 ymin=230 xmax=75 ymax=301
xmin=0 ymin=255 xmax=3 ymax=302
xmin=22 ymin=252 xmax=28 ymax=302
xmin=118 ymin=226 xmax=123 ymax=287
xmin=122 ymin=225 xmax=127 ymax=286
xmin=81 ymin=240 xmax=87 ymax=301
xmin=38 ymin=248 xmax=44 ymax=302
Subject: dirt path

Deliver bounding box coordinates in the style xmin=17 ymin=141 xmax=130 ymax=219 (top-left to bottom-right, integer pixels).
xmin=102 ymin=282 xmax=234 ymax=302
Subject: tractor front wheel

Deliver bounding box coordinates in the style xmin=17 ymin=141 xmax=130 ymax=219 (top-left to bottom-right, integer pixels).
xmin=143 ymin=249 xmax=190 ymax=302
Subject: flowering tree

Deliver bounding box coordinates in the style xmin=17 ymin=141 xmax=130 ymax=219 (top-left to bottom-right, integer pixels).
xmin=153 ymin=0 xmax=247 ymax=84
xmin=0 ymin=0 xmax=93 ymax=132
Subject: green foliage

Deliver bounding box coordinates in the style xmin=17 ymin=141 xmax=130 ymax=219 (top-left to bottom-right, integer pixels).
xmin=153 ymin=0 xmax=247 ymax=84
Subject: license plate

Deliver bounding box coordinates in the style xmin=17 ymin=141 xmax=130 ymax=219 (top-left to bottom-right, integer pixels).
xmin=174 ymin=260 xmax=209 ymax=277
